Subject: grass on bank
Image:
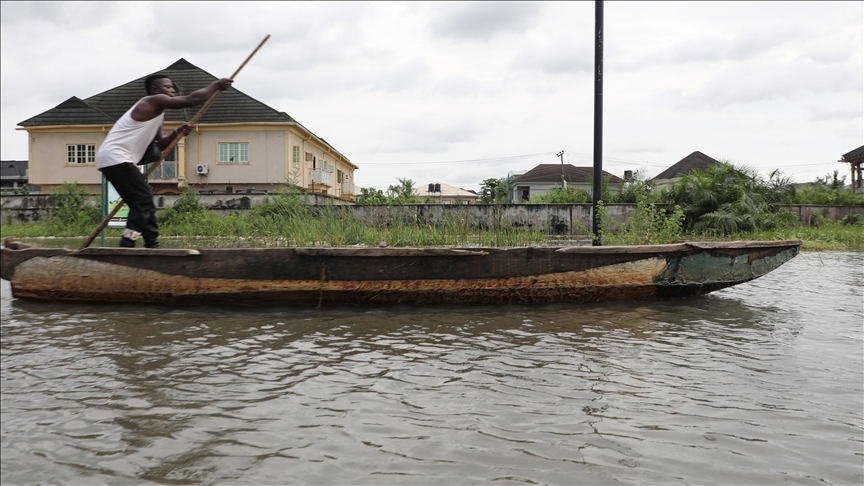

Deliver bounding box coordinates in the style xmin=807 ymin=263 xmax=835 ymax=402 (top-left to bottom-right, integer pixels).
xmin=2 ymin=184 xmax=862 ymax=251
xmin=697 ymin=224 xmax=864 ymax=252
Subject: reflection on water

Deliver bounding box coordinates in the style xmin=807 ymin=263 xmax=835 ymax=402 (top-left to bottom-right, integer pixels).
xmin=2 ymin=252 xmax=862 ymax=485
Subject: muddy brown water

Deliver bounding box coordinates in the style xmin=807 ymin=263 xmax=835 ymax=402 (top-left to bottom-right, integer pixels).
xmin=1 ymin=251 xmax=862 ymax=485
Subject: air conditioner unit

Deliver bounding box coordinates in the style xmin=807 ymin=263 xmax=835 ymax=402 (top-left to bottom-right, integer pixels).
xmin=196 ymin=164 xmax=209 ymax=175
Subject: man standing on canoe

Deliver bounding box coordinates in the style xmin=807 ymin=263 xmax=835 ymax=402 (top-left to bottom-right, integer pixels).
xmin=96 ymin=74 xmax=232 ymax=248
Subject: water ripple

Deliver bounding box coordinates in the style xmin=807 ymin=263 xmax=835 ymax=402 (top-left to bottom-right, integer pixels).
xmin=2 ymin=252 xmax=862 ymax=485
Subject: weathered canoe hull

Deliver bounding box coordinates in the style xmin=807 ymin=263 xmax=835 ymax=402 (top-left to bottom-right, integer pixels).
xmin=0 ymin=241 xmax=800 ymax=305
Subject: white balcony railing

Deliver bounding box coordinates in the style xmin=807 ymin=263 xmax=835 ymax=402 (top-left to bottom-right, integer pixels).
xmin=341 ymin=182 xmax=355 ymax=196
xmin=310 ymin=168 xmax=331 ymax=186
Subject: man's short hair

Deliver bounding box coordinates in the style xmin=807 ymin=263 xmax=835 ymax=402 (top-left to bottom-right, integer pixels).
xmin=144 ymin=74 xmax=170 ymax=95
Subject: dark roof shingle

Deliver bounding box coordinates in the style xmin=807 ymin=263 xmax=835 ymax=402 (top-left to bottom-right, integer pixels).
xmin=654 ymin=151 xmax=720 ymax=180
xmin=512 ymin=164 xmax=623 ymax=184
xmin=20 ymin=96 xmax=115 ymax=127
xmin=19 ymin=58 xmax=295 ymax=126
xmin=1 ymin=160 xmax=28 ymax=180
xmin=842 ymin=145 xmax=864 ymax=160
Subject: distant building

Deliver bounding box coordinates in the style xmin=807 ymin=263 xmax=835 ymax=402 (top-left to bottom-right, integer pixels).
xmin=414 ymin=182 xmax=479 ymax=204
xmin=17 ymin=59 xmax=357 ymax=200
xmin=0 ymin=160 xmax=30 ymax=193
xmin=509 ymin=164 xmax=623 ymax=202
xmin=840 ymin=145 xmax=864 ymax=193
xmin=652 ymin=151 xmax=720 ymax=188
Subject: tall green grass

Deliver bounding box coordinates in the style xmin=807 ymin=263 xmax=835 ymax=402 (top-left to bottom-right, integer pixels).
xmin=697 ymin=222 xmax=864 ymax=252
xmin=2 ymin=185 xmax=860 ymax=251
xmin=154 ymin=189 xmax=550 ymax=248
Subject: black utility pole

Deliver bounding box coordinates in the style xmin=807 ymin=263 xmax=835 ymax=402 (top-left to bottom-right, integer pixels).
xmin=591 ymin=0 xmax=604 ymax=245
xmin=558 ymin=150 xmax=565 ymax=188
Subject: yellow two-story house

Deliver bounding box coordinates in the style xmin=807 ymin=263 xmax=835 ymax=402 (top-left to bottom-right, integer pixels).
xmin=17 ymin=59 xmax=357 ymax=200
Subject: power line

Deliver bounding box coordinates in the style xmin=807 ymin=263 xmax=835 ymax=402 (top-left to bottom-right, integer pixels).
xmin=773 ymin=162 xmax=847 ymax=167
xmin=360 ymin=152 xmax=554 ymax=166
xmin=356 ymin=151 xmax=840 ymax=176
xmin=563 ymin=150 xmax=668 ymax=167
xmin=360 ymin=150 xmax=669 ymax=167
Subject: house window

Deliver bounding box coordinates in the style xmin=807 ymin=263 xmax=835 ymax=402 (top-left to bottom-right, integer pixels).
xmin=292 ymin=146 xmax=300 ymax=167
xmin=149 ymin=147 xmax=177 ymax=180
xmin=66 ymin=144 xmax=96 ymax=164
xmin=218 ymin=142 xmax=249 ymax=163
xmin=337 ymin=169 xmax=343 ymax=183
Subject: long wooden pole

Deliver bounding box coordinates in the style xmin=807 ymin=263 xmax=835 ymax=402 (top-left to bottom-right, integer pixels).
xmin=80 ymin=35 xmax=270 ymax=250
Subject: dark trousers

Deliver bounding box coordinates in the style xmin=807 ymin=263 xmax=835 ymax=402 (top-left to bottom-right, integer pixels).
xmin=100 ymin=163 xmax=158 ymax=246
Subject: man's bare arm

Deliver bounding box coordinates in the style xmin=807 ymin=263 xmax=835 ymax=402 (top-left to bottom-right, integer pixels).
xmin=157 ymin=124 xmax=195 ymax=150
xmin=132 ymin=78 xmax=233 ymax=121
xmin=153 ymin=78 xmax=233 ymax=109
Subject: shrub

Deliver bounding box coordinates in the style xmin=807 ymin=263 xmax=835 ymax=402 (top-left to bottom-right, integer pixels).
xmin=530 ymin=185 xmax=591 ymax=203
xmin=45 ymin=181 xmax=100 ymax=235
xmin=356 ymin=187 xmax=388 ymax=205
xmin=595 ymin=196 xmax=684 ymax=245
xmin=840 ymin=214 xmax=864 ymax=226
xmin=612 ymin=177 xmax=656 ymax=204
xmin=157 ymin=186 xmax=209 ymax=229
xmin=661 ymin=162 xmax=800 ymax=235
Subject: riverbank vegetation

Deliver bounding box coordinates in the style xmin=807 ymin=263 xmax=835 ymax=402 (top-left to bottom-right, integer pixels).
xmin=2 ymin=164 xmax=862 ymax=251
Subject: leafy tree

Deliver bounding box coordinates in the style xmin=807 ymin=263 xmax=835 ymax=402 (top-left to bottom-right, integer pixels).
xmin=585 ymin=174 xmax=614 ymax=202
xmin=610 ymin=169 xmax=656 ymax=204
xmin=356 ymin=187 xmax=388 ymax=205
xmin=815 ymin=170 xmax=846 ymax=190
xmin=479 ymin=178 xmax=508 ymax=204
xmin=386 ymin=178 xmax=417 ymax=204
xmin=789 ymin=170 xmax=864 ymax=206
xmin=765 ymin=169 xmax=796 ymax=205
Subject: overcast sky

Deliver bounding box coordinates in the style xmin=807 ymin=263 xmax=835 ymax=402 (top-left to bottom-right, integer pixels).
xmin=1 ymin=1 xmax=861 ymax=191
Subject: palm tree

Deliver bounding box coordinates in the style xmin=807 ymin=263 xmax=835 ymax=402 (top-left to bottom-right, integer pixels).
xmin=662 ymin=162 xmax=795 ymax=235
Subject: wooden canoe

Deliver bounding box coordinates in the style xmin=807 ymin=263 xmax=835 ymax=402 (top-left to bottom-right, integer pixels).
xmin=0 ymin=240 xmax=801 ymax=306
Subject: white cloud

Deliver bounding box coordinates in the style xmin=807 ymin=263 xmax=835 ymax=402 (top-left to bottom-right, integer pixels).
xmin=0 ymin=2 xmax=123 ymax=29
xmin=1 ymin=1 xmax=861 ymax=191
xmin=673 ymin=62 xmax=861 ymax=108
xmin=807 ymin=104 xmax=863 ymax=123
xmin=428 ymin=2 xmax=546 ymax=41
xmin=510 ymin=40 xmax=593 ymax=75
xmin=369 ymin=115 xmax=483 ymax=154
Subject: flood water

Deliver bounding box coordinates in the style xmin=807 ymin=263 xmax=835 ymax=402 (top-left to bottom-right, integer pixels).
xmin=1 ymin=251 xmax=862 ymax=485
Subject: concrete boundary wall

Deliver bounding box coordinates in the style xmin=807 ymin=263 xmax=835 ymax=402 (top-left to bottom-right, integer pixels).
xmin=2 ymin=194 xmax=862 ymax=235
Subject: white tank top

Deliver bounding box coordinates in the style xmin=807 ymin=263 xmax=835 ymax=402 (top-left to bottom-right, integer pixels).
xmin=96 ymin=100 xmax=165 ymax=169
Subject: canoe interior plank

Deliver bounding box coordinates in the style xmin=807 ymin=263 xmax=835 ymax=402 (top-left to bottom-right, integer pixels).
xmin=72 ymin=248 xmax=202 ymax=257
xmin=294 ymin=248 xmax=489 ymax=257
